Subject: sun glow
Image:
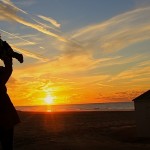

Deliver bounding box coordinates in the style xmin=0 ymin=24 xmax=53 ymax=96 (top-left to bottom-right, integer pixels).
xmin=44 ymin=94 xmax=54 ymax=105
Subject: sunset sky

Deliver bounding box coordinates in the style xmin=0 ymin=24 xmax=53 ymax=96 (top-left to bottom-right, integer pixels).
xmin=0 ymin=0 xmax=150 ymax=106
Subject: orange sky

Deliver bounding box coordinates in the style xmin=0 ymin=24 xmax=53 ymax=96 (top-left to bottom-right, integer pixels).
xmin=0 ymin=0 xmax=150 ymax=106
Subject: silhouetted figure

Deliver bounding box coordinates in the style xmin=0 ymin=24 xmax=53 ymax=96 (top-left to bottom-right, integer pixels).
xmin=0 ymin=38 xmax=23 ymax=63
xmin=0 ymin=37 xmax=23 ymax=150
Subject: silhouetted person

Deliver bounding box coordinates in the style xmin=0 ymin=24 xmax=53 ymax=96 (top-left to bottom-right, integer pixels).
xmin=0 ymin=37 xmax=23 ymax=63
xmin=0 ymin=37 xmax=23 ymax=150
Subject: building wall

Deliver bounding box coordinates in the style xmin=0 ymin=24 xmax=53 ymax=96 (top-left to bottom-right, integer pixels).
xmin=134 ymin=100 xmax=150 ymax=137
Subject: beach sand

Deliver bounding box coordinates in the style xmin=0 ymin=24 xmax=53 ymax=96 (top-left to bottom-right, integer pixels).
xmin=1 ymin=111 xmax=150 ymax=150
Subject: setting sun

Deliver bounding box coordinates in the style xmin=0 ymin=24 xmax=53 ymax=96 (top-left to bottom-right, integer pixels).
xmin=44 ymin=95 xmax=54 ymax=105
xmin=1 ymin=0 xmax=149 ymax=107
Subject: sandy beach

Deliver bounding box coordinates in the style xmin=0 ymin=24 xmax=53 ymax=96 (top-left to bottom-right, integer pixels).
xmin=1 ymin=111 xmax=150 ymax=150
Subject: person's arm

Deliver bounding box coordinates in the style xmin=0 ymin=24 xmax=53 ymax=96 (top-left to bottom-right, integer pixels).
xmin=3 ymin=41 xmax=14 ymax=55
xmin=0 ymin=56 xmax=13 ymax=85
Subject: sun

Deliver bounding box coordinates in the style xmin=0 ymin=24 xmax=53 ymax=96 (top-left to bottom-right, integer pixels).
xmin=44 ymin=94 xmax=54 ymax=105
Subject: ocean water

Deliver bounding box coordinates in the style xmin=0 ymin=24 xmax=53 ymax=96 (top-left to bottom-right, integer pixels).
xmin=16 ymin=102 xmax=134 ymax=112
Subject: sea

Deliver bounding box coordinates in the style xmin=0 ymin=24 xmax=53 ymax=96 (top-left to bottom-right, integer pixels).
xmin=16 ymin=102 xmax=134 ymax=112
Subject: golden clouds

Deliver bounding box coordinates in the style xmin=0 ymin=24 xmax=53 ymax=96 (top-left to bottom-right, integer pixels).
xmin=0 ymin=0 xmax=150 ymax=105
xmin=11 ymin=45 xmax=49 ymax=62
xmin=38 ymin=15 xmax=61 ymax=28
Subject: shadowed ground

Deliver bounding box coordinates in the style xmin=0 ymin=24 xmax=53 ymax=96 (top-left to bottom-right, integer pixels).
xmin=1 ymin=111 xmax=150 ymax=150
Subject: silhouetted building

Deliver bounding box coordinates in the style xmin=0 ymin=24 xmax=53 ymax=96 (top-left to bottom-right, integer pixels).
xmin=133 ymin=90 xmax=150 ymax=137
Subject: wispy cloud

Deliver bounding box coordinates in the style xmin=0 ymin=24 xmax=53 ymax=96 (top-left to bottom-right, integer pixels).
xmin=71 ymin=7 xmax=150 ymax=53
xmin=14 ymin=0 xmax=36 ymax=7
xmin=11 ymin=45 xmax=49 ymax=62
xmin=0 ymin=0 xmax=67 ymax=42
xmin=38 ymin=15 xmax=61 ymax=28
xmin=98 ymin=54 xmax=148 ymax=68
xmin=1 ymin=1 xmax=150 ymax=104
xmin=31 ymin=17 xmax=59 ymax=31
xmin=0 ymin=28 xmax=35 ymax=45
xmin=109 ymin=65 xmax=150 ymax=82
xmin=0 ymin=28 xmax=48 ymax=60
xmin=1 ymin=0 xmax=28 ymax=14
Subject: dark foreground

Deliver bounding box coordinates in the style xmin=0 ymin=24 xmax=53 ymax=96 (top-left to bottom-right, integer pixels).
xmin=1 ymin=111 xmax=150 ymax=150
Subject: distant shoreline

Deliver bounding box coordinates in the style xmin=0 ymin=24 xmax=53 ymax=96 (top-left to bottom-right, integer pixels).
xmin=17 ymin=110 xmax=135 ymax=114
xmin=16 ymin=102 xmax=134 ymax=112
xmin=15 ymin=101 xmax=133 ymax=107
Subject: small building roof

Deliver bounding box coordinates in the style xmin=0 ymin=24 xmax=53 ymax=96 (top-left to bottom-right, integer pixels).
xmin=132 ymin=90 xmax=150 ymax=102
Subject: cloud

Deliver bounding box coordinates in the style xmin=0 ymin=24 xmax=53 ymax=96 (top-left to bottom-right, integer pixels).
xmin=109 ymin=65 xmax=150 ymax=82
xmin=71 ymin=7 xmax=150 ymax=53
xmin=38 ymin=15 xmax=61 ymax=28
xmin=0 ymin=0 xmax=67 ymax=42
xmin=14 ymin=0 xmax=36 ymax=7
xmin=31 ymin=17 xmax=59 ymax=31
xmin=14 ymin=53 xmax=101 ymax=78
xmin=1 ymin=0 xmax=28 ymax=14
xmin=0 ymin=0 xmax=88 ymax=60
xmin=11 ymin=45 xmax=49 ymax=62
xmin=98 ymin=54 xmax=148 ymax=68
xmin=138 ymin=60 xmax=150 ymax=67
xmin=1 ymin=1 xmax=149 ymax=104
xmin=0 ymin=28 xmax=35 ymax=45
xmin=131 ymin=77 xmax=150 ymax=83
xmin=0 ymin=28 xmax=48 ymax=61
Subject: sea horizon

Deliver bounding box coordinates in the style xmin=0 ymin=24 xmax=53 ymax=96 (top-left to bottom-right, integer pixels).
xmin=16 ymin=101 xmax=134 ymax=112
